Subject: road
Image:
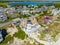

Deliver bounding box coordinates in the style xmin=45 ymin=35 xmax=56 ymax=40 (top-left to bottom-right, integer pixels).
xmin=0 ymin=21 xmax=12 ymax=27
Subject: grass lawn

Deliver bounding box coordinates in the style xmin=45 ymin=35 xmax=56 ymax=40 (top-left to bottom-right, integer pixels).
xmin=0 ymin=2 xmax=8 ymax=7
xmin=0 ymin=35 xmax=13 ymax=45
xmin=13 ymin=25 xmax=27 ymax=40
xmin=44 ymin=22 xmax=60 ymax=40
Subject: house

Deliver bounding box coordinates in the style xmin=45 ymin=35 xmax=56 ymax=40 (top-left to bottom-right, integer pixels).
xmin=30 ymin=10 xmax=36 ymax=13
xmin=30 ymin=9 xmax=40 ymax=13
xmin=16 ymin=8 xmax=22 ymax=13
xmin=41 ymin=5 xmax=48 ymax=11
xmin=8 ymin=13 xmax=19 ymax=18
xmin=20 ymin=17 xmax=41 ymax=34
xmin=34 ymin=5 xmax=38 ymax=8
xmin=0 ymin=7 xmax=4 ymax=14
xmin=52 ymin=9 xmax=60 ymax=20
xmin=5 ymin=7 xmax=18 ymax=17
xmin=48 ymin=6 xmax=55 ymax=9
xmin=5 ymin=7 xmax=15 ymax=13
xmin=52 ymin=9 xmax=58 ymax=15
xmin=8 ymin=7 xmax=15 ymax=11
xmin=16 ymin=6 xmax=23 ymax=13
xmin=0 ymin=14 xmax=7 ymax=21
xmin=12 ymin=18 xmax=21 ymax=24
xmin=52 ymin=9 xmax=60 ymax=15
xmin=23 ymin=6 xmax=27 ymax=9
xmin=39 ymin=16 xmax=51 ymax=24
xmin=21 ymin=9 xmax=30 ymax=15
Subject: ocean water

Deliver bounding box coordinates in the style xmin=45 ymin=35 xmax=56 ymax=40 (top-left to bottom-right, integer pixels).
xmin=8 ymin=2 xmax=53 ymax=6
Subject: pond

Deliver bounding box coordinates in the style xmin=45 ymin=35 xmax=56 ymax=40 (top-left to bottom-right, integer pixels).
xmin=0 ymin=29 xmax=7 ymax=43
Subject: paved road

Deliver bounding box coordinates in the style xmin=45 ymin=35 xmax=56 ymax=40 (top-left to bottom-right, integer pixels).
xmin=0 ymin=21 xmax=13 ymax=27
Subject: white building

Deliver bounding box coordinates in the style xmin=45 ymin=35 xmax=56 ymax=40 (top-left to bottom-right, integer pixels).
xmin=41 ymin=5 xmax=48 ymax=11
xmin=5 ymin=7 xmax=19 ymax=17
xmin=49 ymin=6 xmax=55 ymax=9
xmin=0 ymin=7 xmax=4 ymax=14
xmin=20 ymin=17 xmax=41 ymax=34
xmin=52 ymin=9 xmax=58 ymax=15
xmin=52 ymin=9 xmax=60 ymax=20
xmin=23 ymin=6 xmax=27 ymax=9
xmin=21 ymin=9 xmax=30 ymax=15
